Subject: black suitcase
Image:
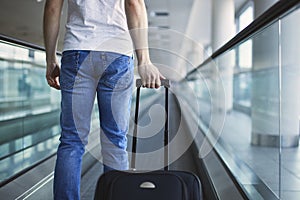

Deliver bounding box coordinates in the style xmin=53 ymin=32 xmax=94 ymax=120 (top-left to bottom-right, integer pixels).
xmin=94 ymin=79 xmax=202 ymax=200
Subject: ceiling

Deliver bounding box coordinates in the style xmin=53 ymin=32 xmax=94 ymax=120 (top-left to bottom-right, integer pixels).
xmin=0 ymin=0 xmax=248 ymax=52
xmin=0 ymin=0 xmax=68 ymax=50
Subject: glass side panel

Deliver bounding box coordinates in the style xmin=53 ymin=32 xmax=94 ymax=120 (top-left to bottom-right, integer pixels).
xmin=250 ymin=20 xmax=280 ymax=196
xmin=0 ymin=40 xmax=109 ymax=184
xmin=189 ymin=5 xmax=300 ymax=199
xmin=0 ymin=41 xmax=61 ymax=182
xmin=280 ymin=8 xmax=300 ymax=200
xmin=186 ymin=7 xmax=300 ymax=198
xmin=213 ymin=34 xmax=280 ymax=197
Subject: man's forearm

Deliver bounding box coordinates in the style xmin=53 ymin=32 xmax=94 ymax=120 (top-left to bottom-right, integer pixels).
xmin=125 ymin=0 xmax=150 ymax=64
xmin=125 ymin=0 xmax=164 ymax=88
xmin=43 ymin=0 xmax=63 ymax=63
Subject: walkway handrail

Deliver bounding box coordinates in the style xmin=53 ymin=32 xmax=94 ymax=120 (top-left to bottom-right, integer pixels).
xmin=0 ymin=34 xmax=62 ymax=55
xmin=185 ymin=0 xmax=300 ymax=78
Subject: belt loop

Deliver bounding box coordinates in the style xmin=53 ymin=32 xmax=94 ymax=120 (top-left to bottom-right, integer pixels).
xmin=101 ymin=52 xmax=106 ymax=61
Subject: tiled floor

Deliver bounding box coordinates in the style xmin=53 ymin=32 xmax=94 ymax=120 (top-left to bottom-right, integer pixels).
xmin=199 ymin=101 xmax=300 ymax=199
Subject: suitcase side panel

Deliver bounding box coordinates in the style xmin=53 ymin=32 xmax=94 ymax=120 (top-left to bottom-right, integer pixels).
xmin=171 ymin=171 xmax=203 ymax=200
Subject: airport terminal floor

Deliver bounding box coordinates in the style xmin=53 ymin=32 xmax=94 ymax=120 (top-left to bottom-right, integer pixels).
xmin=1 ymin=0 xmax=300 ymax=199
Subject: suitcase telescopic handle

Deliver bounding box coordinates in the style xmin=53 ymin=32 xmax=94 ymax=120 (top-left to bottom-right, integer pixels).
xmin=131 ymin=79 xmax=170 ymax=171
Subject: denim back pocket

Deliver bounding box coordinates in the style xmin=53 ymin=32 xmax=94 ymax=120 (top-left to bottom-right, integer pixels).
xmin=102 ymin=55 xmax=134 ymax=90
xmin=60 ymin=51 xmax=81 ymax=90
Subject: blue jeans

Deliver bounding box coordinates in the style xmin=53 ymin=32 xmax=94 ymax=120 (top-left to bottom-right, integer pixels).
xmin=54 ymin=51 xmax=134 ymax=200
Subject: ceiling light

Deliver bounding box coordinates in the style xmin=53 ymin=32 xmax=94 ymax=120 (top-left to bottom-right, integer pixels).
xmin=150 ymin=11 xmax=169 ymax=17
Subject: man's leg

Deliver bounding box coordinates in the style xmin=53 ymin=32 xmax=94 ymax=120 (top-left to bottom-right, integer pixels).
xmin=97 ymin=52 xmax=134 ymax=172
xmin=54 ymin=51 xmax=96 ymax=200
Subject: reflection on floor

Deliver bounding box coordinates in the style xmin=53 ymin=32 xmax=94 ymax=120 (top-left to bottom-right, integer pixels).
xmin=200 ymin=101 xmax=300 ymax=200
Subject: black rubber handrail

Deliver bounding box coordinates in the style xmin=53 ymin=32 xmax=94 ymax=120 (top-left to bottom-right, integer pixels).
xmin=0 ymin=34 xmax=62 ymax=55
xmin=0 ymin=34 xmax=46 ymax=51
xmin=185 ymin=0 xmax=300 ymax=78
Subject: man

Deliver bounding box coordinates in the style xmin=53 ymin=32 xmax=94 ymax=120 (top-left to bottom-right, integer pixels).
xmin=43 ymin=0 xmax=164 ymax=199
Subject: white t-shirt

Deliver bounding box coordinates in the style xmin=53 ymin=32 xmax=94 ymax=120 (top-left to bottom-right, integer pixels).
xmin=63 ymin=0 xmax=133 ymax=56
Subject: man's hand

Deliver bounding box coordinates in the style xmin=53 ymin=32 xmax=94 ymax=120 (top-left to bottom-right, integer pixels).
xmin=138 ymin=61 xmax=165 ymax=88
xmin=46 ymin=61 xmax=60 ymax=90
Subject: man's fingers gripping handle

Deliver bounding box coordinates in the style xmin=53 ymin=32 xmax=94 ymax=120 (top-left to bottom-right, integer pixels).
xmin=136 ymin=79 xmax=170 ymax=88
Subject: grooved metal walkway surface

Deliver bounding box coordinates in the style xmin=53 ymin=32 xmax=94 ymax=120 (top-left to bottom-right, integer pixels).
xmin=80 ymin=94 xmax=199 ymax=199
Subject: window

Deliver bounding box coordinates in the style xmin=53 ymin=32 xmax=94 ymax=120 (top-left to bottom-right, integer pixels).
xmin=236 ymin=3 xmax=254 ymax=69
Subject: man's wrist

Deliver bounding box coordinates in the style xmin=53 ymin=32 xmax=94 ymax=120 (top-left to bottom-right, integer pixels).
xmin=138 ymin=61 xmax=151 ymax=67
xmin=136 ymin=49 xmax=151 ymax=65
xmin=46 ymin=56 xmax=57 ymax=65
xmin=137 ymin=56 xmax=151 ymax=66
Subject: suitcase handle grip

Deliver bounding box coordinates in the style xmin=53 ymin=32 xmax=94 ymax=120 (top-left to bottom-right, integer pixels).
xmin=136 ymin=79 xmax=170 ymax=88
